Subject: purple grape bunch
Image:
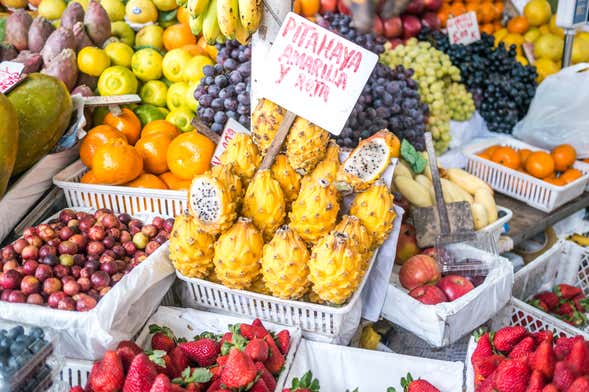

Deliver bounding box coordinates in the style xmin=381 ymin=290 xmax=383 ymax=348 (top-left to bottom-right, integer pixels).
xmin=194 ymin=40 xmax=251 ymax=134
xmin=317 ymin=12 xmax=387 ymax=55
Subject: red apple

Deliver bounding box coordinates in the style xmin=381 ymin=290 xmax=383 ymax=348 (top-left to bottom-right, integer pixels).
xmin=437 ymin=275 xmax=475 ymax=301
xmin=395 ymin=223 xmax=420 ymax=264
xmin=383 ymin=16 xmax=403 ymax=39
xmin=409 ymin=285 xmax=448 ymax=305
xmin=421 ymin=12 xmax=441 ymax=30
xmin=402 ymin=15 xmax=422 ymax=39
xmin=421 ymin=247 xmax=438 ymax=259
xmin=405 ymin=0 xmax=424 ymax=14
xmin=399 ymin=255 xmax=441 ymax=290
xmin=423 ymin=0 xmax=442 ymax=12
xmin=373 ymin=15 xmax=384 ymax=36
xmin=320 ymin=0 xmax=337 ymax=13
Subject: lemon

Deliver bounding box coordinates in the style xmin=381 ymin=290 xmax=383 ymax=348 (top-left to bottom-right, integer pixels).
xmin=502 ymin=33 xmax=525 ymax=55
xmin=535 ymin=58 xmax=560 ymax=82
xmin=78 ymin=47 xmax=111 ymax=77
xmin=125 ymin=0 xmax=158 ymax=24
xmin=524 ymin=0 xmax=551 ymax=27
xmin=182 ymin=55 xmax=213 ymax=83
xmin=104 ymin=42 xmax=134 ymax=68
xmin=132 ymin=48 xmax=163 ymax=81
xmin=101 ymin=0 xmax=125 ymax=21
xmin=140 ymin=80 xmax=168 ymax=107
xmin=494 ymin=28 xmax=508 ymax=44
xmin=166 ymin=82 xmax=189 ymax=111
xmin=166 ymin=108 xmax=194 ymax=132
xmin=135 ymin=25 xmax=164 ymax=51
xmin=577 ymin=31 xmax=589 ymax=42
xmin=98 ymin=66 xmax=139 ymax=96
xmin=515 ymin=55 xmax=529 ymax=65
xmin=572 ymin=38 xmax=589 ymax=64
xmin=38 ymin=0 xmax=66 ymax=20
xmin=184 ymin=81 xmax=199 ymax=111
xmin=111 ymin=21 xmax=136 ymax=47
xmin=524 ymin=27 xmax=541 ymax=43
xmin=538 ymin=25 xmax=551 ymax=35
xmin=548 ymin=15 xmax=564 ymax=38
xmin=162 ymin=49 xmax=192 ymax=82
xmin=152 ymin=0 xmax=176 ymax=11
xmin=534 ymin=33 xmax=564 ymax=61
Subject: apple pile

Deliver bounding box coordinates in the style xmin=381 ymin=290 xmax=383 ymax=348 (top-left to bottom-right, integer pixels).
xmin=0 ymin=209 xmax=173 ymax=312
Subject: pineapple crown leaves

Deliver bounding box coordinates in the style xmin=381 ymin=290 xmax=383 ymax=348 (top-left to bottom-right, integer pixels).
xmin=149 ymin=324 xmax=177 ymax=342
xmin=147 ymin=350 xmax=168 ymax=368
xmin=473 ymin=327 xmax=488 ymax=342
xmin=400 ymin=139 xmax=426 ymax=174
xmin=172 ymin=367 xmax=212 ymax=386
xmin=288 ymin=371 xmax=320 ymax=392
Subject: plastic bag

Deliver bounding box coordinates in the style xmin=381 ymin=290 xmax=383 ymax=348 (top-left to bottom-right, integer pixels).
xmin=513 ymin=63 xmax=589 ymax=157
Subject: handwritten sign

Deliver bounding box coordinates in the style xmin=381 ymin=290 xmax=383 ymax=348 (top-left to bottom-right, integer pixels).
xmin=261 ymin=12 xmax=378 ymax=136
xmin=211 ymin=118 xmax=250 ymax=166
xmin=447 ymin=12 xmax=481 ymax=45
xmin=0 ymin=62 xmax=25 ymax=94
xmin=83 ymin=94 xmax=142 ymax=106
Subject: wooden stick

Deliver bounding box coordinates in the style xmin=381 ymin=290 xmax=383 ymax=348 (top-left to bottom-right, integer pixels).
xmin=191 ymin=117 xmax=221 ymax=144
xmin=259 ymin=110 xmax=296 ymax=170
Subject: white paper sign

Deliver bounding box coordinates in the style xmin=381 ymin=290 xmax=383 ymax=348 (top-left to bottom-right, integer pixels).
xmin=210 ymin=118 xmax=250 ymax=166
xmin=447 ymin=12 xmax=481 ymax=45
xmin=0 ymin=61 xmax=25 ymax=94
xmin=261 ymin=12 xmax=378 ymax=136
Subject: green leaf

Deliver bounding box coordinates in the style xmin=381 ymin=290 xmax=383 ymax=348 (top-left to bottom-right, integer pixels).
xmin=188 ymin=368 xmax=212 ymax=383
xmin=400 ymin=139 xmax=426 ymax=174
xmin=387 ymin=388 xmax=397 ymax=392
xmin=221 ymin=341 xmax=232 ymax=356
xmin=147 ymin=350 xmax=167 ymax=367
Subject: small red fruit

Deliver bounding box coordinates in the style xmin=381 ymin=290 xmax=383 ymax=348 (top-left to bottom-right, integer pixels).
xmin=408 ymin=284 xmax=448 ymax=305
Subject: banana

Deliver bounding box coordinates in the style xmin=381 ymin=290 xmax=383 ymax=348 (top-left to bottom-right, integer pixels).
xmin=415 ymin=175 xmax=435 ymax=202
xmin=394 ymin=176 xmax=432 ymax=207
xmin=570 ymin=234 xmax=589 ymax=246
xmin=187 ymin=0 xmax=209 ymax=16
xmin=238 ymin=0 xmax=261 ymax=33
xmin=474 ymin=188 xmax=497 ymax=224
xmin=217 ymin=0 xmax=239 ymax=39
xmin=445 ymin=168 xmax=493 ymax=196
xmin=394 ymin=160 xmax=414 ymax=179
xmin=471 ymin=202 xmax=489 ymax=230
xmin=189 ymin=14 xmax=204 ymax=35
xmin=445 ymin=179 xmax=474 ymax=204
xmin=234 ymin=14 xmax=250 ymax=45
xmin=440 ymin=178 xmax=461 ymax=203
xmin=202 ymin=0 xmax=220 ymax=44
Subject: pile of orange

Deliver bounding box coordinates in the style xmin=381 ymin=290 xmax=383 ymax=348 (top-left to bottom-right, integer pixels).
xmin=438 ymin=0 xmax=504 ymax=34
xmin=477 ymin=144 xmax=584 ymax=186
xmin=79 ymin=110 xmax=215 ymax=190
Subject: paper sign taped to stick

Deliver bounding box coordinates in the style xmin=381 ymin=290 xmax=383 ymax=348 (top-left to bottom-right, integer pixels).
xmin=211 ymin=118 xmax=250 ymax=166
xmin=447 ymin=11 xmax=480 ymax=45
xmin=0 ymin=61 xmax=25 ymax=94
xmin=261 ymin=12 xmax=378 ymax=136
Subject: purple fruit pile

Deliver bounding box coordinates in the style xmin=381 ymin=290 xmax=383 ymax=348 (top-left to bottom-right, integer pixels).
xmin=0 ymin=209 xmax=174 ymax=312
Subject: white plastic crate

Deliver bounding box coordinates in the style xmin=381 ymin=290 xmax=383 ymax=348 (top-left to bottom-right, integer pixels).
xmin=480 ymin=206 xmax=512 ymax=242
xmin=59 ymin=358 xmax=92 ymax=390
xmin=53 ymin=160 xmax=187 ymax=216
xmin=462 ymin=136 xmax=589 ymax=212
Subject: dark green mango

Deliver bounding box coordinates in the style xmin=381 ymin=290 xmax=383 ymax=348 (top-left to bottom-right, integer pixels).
xmin=0 ymin=93 xmax=18 ymax=197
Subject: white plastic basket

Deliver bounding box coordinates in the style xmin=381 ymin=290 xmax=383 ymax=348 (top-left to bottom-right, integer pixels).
xmin=53 ymin=160 xmax=187 ymax=216
xmin=462 ymin=136 xmax=589 ymax=212
xmin=480 ymin=206 xmax=512 ymax=242
xmin=59 ymin=358 xmax=92 ymax=390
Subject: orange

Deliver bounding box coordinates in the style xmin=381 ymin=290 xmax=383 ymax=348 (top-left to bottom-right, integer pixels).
xmin=449 ymin=2 xmax=466 ymax=16
xmin=438 ymin=9 xmax=450 ymax=27
xmin=491 ymin=146 xmax=520 ymax=169
xmin=299 ymin=0 xmax=320 ymax=17
xmin=177 ymin=6 xmax=190 ymax=26
xmin=79 ymin=124 xmax=128 ymax=168
xmin=544 ymin=176 xmax=565 ymax=186
xmin=560 ymin=168 xmax=583 ymax=184
xmin=92 ymin=140 xmax=144 ymax=185
xmin=182 ymin=44 xmax=209 ymax=57
xmin=507 ymin=16 xmax=529 ymax=34
xmin=104 ymin=108 xmax=142 ymax=145
xmin=80 ymin=170 xmax=100 ymax=184
xmin=135 ymin=133 xmax=173 ymax=175
xmin=466 ymin=3 xmax=481 ymax=21
xmin=125 ymin=173 xmax=168 ymax=189
xmin=478 ymin=1 xmax=496 ymax=23
xmin=518 ymin=148 xmax=532 ymax=167
xmin=477 ymin=151 xmax=491 ymax=160
xmin=494 ymin=1 xmax=504 ymax=17
xmin=480 ymin=23 xmax=495 ymax=34
xmin=494 ymin=21 xmax=502 ymax=31
xmin=551 ymin=144 xmax=576 ymax=172
xmin=525 ymin=151 xmax=555 ymax=179
xmin=166 ymin=131 xmax=215 ymax=180
xmin=159 ymin=171 xmax=191 ymax=190
xmin=141 ymin=120 xmax=180 ymax=139
xmin=163 ymin=24 xmax=197 ymax=51
xmin=483 ymin=145 xmax=500 ymax=156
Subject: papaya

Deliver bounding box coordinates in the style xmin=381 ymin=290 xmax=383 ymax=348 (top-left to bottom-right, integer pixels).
xmin=0 ymin=94 xmax=19 ymax=198
xmin=8 ymin=73 xmax=73 ymax=176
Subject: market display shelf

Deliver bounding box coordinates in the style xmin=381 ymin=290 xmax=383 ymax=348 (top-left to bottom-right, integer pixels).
xmin=462 ymin=137 xmax=589 ymax=212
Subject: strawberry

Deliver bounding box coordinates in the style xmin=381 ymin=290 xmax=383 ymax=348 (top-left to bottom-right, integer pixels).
xmin=275 ymin=330 xmax=290 ymax=355
xmin=169 ymin=346 xmax=190 ymax=378
xmin=150 ymin=324 xmax=178 ymax=352
xmin=529 ymin=299 xmax=550 ymax=312
xmin=89 ymin=351 xmax=125 ymax=392
xmin=117 ymin=341 xmax=143 ymax=373
xmin=567 ymin=376 xmax=589 ymax=392
xmin=510 ymin=337 xmax=536 ymax=362
xmin=171 ymin=367 xmax=212 ymax=391
xmin=554 ymin=284 xmax=583 ymax=300
xmin=149 ymin=374 xmax=174 ymax=392
xmin=533 ymin=331 xmax=554 ymax=345
xmin=220 ymin=348 xmax=257 ymax=389
xmin=530 ymin=340 xmax=556 ymax=379
xmin=477 ymin=374 xmax=497 ymax=392
xmin=556 ymin=337 xmax=575 ymax=360
xmin=209 ymin=366 xmax=222 ymax=381
xmin=184 ymin=383 xmax=201 ymax=392
xmin=525 ymin=370 xmax=546 ymax=392
xmin=399 ymin=373 xmax=441 ymax=392
xmin=255 ymin=362 xmax=277 ymax=391
xmin=205 ymin=379 xmax=223 ymax=392
xmin=252 ymin=319 xmax=268 ymax=333
xmin=179 ymin=339 xmax=220 ymax=367
xmin=148 ymin=350 xmax=175 ymax=377
xmin=534 ymin=292 xmax=560 ymax=310
xmin=249 ymin=379 xmax=270 ymax=392
xmin=566 ymin=336 xmax=589 ymax=375
xmin=123 ymin=353 xmax=158 ymax=392
xmin=219 ymin=332 xmax=232 ymax=347
xmin=245 ymin=338 xmax=269 ymax=362
xmin=471 ymin=332 xmax=494 ymax=366
xmin=557 ymin=302 xmax=576 ymax=316
xmin=216 ymin=355 xmax=229 ymax=367
xmin=541 ymin=385 xmax=558 ymax=392
xmin=283 ymin=371 xmax=320 ymax=392
xmin=240 ymin=323 xmax=268 ymax=340
xmin=493 ymin=326 xmax=528 ymax=353
xmin=263 ymin=334 xmax=285 ymax=375
xmin=474 ymin=354 xmax=504 ymax=385
xmin=573 ymin=295 xmax=589 ymax=312
xmin=70 ymin=387 xmax=84 ymax=392
xmin=553 ymin=361 xmax=576 ymax=391
xmin=494 ymin=359 xmax=531 ymax=392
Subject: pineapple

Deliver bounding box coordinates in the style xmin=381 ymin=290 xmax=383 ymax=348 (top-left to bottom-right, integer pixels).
xmin=251 ymin=98 xmax=285 ymax=156
xmin=271 ymin=154 xmax=301 ymax=203
xmin=303 ymin=140 xmax=341 ymax=186
xmin=219 ymin=133 xmax=261 ymax=184
xmin=261 ymin=225 xmax=310 ymax=300
xmin=242 ymin=170 xmax=286 ymax=240
xmin=213 ymin=217 xmax=264 ymax=290
xmin=309 ymin=232 xmax=364 ymax=305
xmin=210 ymin=163 xmax=243 ymax=203
xmin=334 ymin=215 xmax=373 ymax=270
xmin=289 ymin=178 xmax=339 ymax=244
xmin=286 ymin=117 xmax=330 ymax=174
xmin=350 ymin=181 xmax=396 ymax=247
xmin=169 ymin=213 xmax=215 ymax=278
xmin=188 ymin=173 xmax=237 ymax=236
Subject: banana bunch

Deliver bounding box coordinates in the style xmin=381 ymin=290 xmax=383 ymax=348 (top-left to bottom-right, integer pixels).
xmin=393 ymin=157 xmax=498 ymax=230
xmin=185 ymin=0 xmax=261 ymax=44
xmin=569 ymin=234 xmax=589 ymax=247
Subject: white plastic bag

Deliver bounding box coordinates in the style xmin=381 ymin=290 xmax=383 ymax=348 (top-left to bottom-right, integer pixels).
xmin=513 ymin=63 xmax=589 ymax=157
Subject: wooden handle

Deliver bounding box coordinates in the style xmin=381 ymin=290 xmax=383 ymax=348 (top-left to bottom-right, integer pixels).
xmin=191 ymin=117 xmax=221 ymax=144
xmin=258 ymin=110 xmax=296 ymax=170
xmin=424 ymin=132 xmax=451 ymax=235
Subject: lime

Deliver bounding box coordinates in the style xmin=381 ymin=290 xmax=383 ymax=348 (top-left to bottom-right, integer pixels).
xmin=162 ymin=48 xmax=192 ymax=82
xmin=132 ymin=48 xmax=163 ymax=82
xmin=166 ymin=82 xmax=189 ymax=111
xmin=166 ymin=108 xmax=194 ymax=132
xmin=135 ymin=25 xmax=164 ymax=51
xmin=182 ymin=55 xmax=213 ymax=82
xmin=125 ymin=0 xmax=158 ymax=24
xmin=140 ymin=80 xmax=169 ymax=107
xmin=38 ymin=0 xmax=66 ymax=19
xmin=101 ymin=0 xmax=125 ymax=21
xmin=184 ymin=81 xmax=199 ymax=112
xmin=78 ymin=47 xmax=111 ymax=77
xmin=104 ymin=42 xmax=134 ymax=68
xmin=97 ymin=66 xmax=139 ymax=96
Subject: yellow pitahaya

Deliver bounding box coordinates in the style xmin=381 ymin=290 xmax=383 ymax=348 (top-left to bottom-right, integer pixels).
xmin=251 ymin=98 xmax=285 ymax=156
xmin=271 ymin=154 xmax=301 ymax=203
xmin=210 ymin=163 xmax=243 ymax=203
xmin=334 ymin=215 xmax=373 ymax=270
xmin=169 ymin=213 xmax=215 ymax=278
xmin=350 ymin=180 xmax=396 ymax=247
xmin=286 ymin=117 xmax=330 ymax=174
xmin=188 ymin=172 xmax=236 ymax=236
xmin=219 ymin=133 xmax=261 ymax=184
xmin=242 ymin=170 xmax=285 ymax=240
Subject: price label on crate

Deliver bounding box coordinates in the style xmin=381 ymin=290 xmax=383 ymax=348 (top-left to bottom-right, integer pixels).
xmin=210 ymin=118 xmax=250 ymax=166
xmin=447 ymin=11 xmax=481 ymax=45
xmin=261 ymin=12 xmax=378 ymax=136
xmin=0 ymin=62 xmax=24 ymax=94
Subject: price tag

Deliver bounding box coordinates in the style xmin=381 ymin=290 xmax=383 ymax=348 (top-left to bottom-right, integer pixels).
xmin=210 ymin=118 xmax=250 ymax=166
xmin=447 ymin=12 xmax=481 ymax=45
xmin=261 ymin=12 xmax=378 ymax=136
xmin=0 ymin=61 xmax=25 ymax=94
xmin=82 ymin=94 xmax=142 ymax=106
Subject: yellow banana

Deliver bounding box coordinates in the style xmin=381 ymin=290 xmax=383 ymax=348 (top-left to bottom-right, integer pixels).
xmin=217 ymin=0 xmax=239 ymax=39
xmin=189 ymin=13 xmax=204 ymax=35
xmin=474 ymin=188 xmax=497 ymax=223
xmin=394 ymin=176 xmax=432 ymax=208
xmin=234 ymin=15 xmax=250 ymax=45
xmin=238 ymin=0 xmax=261 ymax=33
xmin=570 ymin=234 xmax=589 ymax=246
xmin=187 ymin=0 xmax=209 ymax=16
xmin=445 ymin=168 xmax=493 ymax=196
xmin=471 ymin=202 xmax=489 ymax=230
xmin=202 ymin=0 xmax=220 ymax=44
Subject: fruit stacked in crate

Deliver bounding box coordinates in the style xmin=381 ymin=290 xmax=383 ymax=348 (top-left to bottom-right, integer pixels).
xmin=528 ymin=284 xmax=589 ymax=328
xmin=170 ymin=105 xmax=399 ymax=307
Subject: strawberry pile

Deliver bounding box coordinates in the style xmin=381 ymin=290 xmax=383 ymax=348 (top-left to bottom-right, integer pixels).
xmin=69 ymin=318 xmax=291 ymax=392
xmin=529 ymin=284 xmax=589 ymax=327
xmin=471 ymin=326 xmax=589 ymax=391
